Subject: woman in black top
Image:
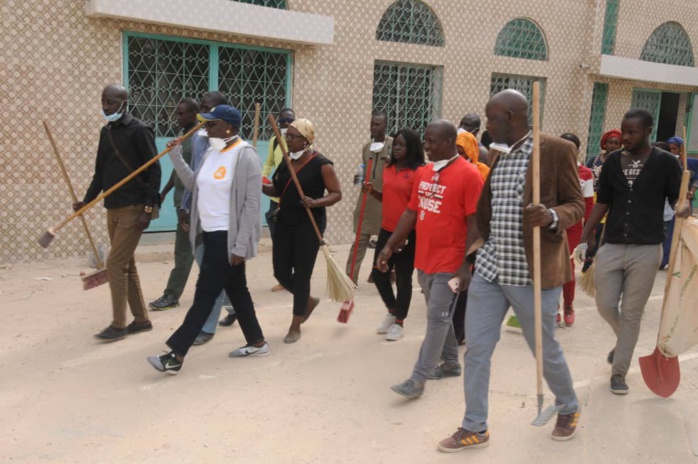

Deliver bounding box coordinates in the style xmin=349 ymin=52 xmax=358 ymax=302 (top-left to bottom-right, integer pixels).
xmin=262 ymin=119 xmax=342 ymax=344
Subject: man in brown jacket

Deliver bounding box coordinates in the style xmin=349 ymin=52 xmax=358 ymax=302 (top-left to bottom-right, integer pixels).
xmin=438 ymin=90 xmax=584 ymax=453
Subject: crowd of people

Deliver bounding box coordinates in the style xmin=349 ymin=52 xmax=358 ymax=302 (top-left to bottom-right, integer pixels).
xmin=75 ymin=83 xmax=695 ymax=453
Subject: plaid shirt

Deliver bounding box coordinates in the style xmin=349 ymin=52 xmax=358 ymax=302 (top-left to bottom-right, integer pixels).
xmin=475 ymin=136 xmax=533 ymax=286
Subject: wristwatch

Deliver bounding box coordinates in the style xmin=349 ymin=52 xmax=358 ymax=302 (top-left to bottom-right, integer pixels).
xmin=144 ymin=206 xmax=153 ymax=214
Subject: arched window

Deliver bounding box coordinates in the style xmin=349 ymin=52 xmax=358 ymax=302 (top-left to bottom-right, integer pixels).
xmin=233 ymin=0 xmax=286 ymax=9
xmin=494 ymin=18 xmax=548 ymax=61
xmin=640 ymin=22 xmax=694 ymax=67
xmin=376 ymin=0 xmax=445 ymax=47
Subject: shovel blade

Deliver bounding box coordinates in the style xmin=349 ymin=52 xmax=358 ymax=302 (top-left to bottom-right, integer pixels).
xmin=532 ymin=404 xmax=562 ymax=427
xmin=639 ymin=347 xmax=680 ymax=398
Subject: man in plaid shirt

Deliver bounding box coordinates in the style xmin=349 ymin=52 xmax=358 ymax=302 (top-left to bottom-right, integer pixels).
xmin=438 ymin=90 xmax=585 ymax=453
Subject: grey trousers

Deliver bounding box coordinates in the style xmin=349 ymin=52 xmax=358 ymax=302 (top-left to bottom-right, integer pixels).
xmin=462 ymin=272 xmax=578 ymax=432
xmin=411 ymin=271 xmax=460 ymax=384
xmin=594 ymin=243 xmax=662 ymax=377
xmin=345 ymin=233 xmax=371 ymax=283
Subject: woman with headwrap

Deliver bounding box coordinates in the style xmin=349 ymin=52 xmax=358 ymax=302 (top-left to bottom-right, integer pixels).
xmin=262 ymin=119 xmax=342 ymax=343
xmin=659 ymin=136 xmax=698 ymax=269
xmin=456 ymin=131 xmax=490 ymax=181
xmin=588 ymin=129 xmax=622 ymax=191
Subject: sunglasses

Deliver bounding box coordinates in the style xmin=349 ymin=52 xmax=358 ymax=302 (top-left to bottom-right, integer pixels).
xmin=277 ymin=117 xmax=295 ymax=124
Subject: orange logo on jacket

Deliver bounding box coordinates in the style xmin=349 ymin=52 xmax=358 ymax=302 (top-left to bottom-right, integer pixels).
xmin=213 ymin=166 xmax=226 ymax=179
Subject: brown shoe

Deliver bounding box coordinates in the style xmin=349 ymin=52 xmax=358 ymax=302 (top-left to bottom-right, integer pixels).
xmin=551 ymin=411 xmax=580 ymax=441
xmin=271 ymin=283 xmax=285 ymax=292
xmin=126 ymin=320 xmax=153 ymax=335
xmin=437 ymin=428 xmax=489 ymax=452
xmin=302 ymin=297 xmax=320 ymax=324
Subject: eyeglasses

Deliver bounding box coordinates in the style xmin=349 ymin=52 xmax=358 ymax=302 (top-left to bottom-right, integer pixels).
xmin=278 ymin=117 xmax=295 ymax=124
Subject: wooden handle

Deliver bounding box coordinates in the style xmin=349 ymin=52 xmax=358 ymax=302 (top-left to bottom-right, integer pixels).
xmin=268 ymin=115 xmax=325 ymax=242
xmin=349 ymin=157 xmax=373 ymax=277
xmin=43 ymin=121 xmax=104 ymax=268
xmin=664 ymin=127 xmax=691 ymax=293
xmin=252 ymin=103 xmax=261 ymax=148
xmin=532 ymin=81 xmax=544 ymax=399
xmin=51 ymin=121 xmax=205 ymax=234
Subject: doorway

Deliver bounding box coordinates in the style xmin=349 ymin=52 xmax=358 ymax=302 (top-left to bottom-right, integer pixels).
xmin=631 ymin=89 xmax=681 ymax=143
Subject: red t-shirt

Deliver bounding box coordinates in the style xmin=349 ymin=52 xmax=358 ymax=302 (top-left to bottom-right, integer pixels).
xmin=567 ymin=164 xmax=594 ymax=236
xmin=408 ymin=157 xmax=483 ymax=274
xmin=381 ymin=165 xmax=422 ymax=232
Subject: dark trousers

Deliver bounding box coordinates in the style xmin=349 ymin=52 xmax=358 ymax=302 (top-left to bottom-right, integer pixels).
xmin=164 ymin=221 xmax=195 ymax=299
xmin=371 ymin=228 xmax=416 ymax=321
xmin=452 ymin=290 xmax=467 ymax=345
xmin=266 ymin=200 xmax=279 ymax=240
xmin=166 ymin=231 xmax=264 ymax=357
xmin=661 ymin=219 xmax=675 ymax=268
xmin=273 ymin=220 xmax=321 ymax=316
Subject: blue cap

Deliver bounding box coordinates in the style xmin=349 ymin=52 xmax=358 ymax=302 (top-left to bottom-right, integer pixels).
xmin=197 ymin=105 xmax=242 ymax=129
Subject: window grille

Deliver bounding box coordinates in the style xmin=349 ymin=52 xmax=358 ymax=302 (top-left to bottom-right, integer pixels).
xmin=640 ymin=22 xmax=694 ymax=67
xmin=490 ymin=74 xmax=546 ymax=124
xmin=376 ymin=0 xmax=445 ymax=47
xmin=494 ymin=18 xmax=548 ymax=61
xmin=372 ymin=61 xmax=443 ymax=137
xmin=601 ymin=0 xmax=619 ymax=55
xmin=232 ymin=0 xmax=286 ymax=9
xmin=126 ymin=34 xmax=290 ymax=140
xmin=631 ymin=89 xmax=661 ymax=141
xmin=586 ymin=83 xmax=609 ymax=160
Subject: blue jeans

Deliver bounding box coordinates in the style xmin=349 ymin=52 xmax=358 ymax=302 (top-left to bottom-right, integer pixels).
xmin=195 ymin=244 xmax=235 ymax=335
xmin=462 ymin=272 xmax=578 ymax=432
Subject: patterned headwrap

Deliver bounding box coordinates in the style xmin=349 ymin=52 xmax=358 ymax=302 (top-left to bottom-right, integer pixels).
xmin=290 ymin=118 xmax=315 ymax=145
xmin=667 ymin=136 xmax=683 ymax=147
xmin=600 ymin=129 xmax=622 ymax=149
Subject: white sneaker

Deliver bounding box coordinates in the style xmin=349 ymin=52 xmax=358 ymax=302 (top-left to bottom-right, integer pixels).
xmin=376 ymin=314 xmax=396 ymax=334
xmin=385 ymin=323 xmax=404 ymax=341
xmin=229 ymin=342 xmax=269 ymax=358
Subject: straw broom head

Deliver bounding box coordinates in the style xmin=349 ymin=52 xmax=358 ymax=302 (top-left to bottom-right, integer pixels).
xmin=321 ymin=244 xmax=356 ymax=302
xmin=579 ymin=262 xmax=596 ymax=298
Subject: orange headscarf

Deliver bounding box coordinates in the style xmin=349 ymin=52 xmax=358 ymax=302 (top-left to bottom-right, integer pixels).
xmin=456 ymin=131 xmax=490 ymax=180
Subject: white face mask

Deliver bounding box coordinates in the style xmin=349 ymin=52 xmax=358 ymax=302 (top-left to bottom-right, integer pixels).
xmin=101 ymin=101 xmax=125 ymax=123
xmin=432 ymin=154 xmax=460 ymax=172
xmin=209 ymin=135 xmax=237 ymax=152
xmin=197 ymin=128 xmax=208 ymax=137
xmin=490 ymin=131 xmax=532 ymax=155
xmin=370 ymin=141 xmax=385 ymax=153
xmin=289 ymin=150 xmax=305 ymax=160
xmin=456 ymin=128 xmax=467 ymax=135
xmin=280 ymin=128 xmax=288 ymax=136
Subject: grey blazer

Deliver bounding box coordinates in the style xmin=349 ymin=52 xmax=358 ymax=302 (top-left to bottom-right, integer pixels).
xmin=169 ymin=142 xmax=262 ymax=260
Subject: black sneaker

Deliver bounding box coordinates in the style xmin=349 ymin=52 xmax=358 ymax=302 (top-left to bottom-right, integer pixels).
xmin=192 ymin=331 xmax=214 ymax=346
xmin=147 ymin=352 xmax=182 ymax=375
xmin=149 ymin=294 xmax=179 ymax=311
xmin=218 ymin=314 xmax=237 ymax=327
xmin=127 ymin=320 xmax=153 ymax=335
xmin=427 ymin=363 xmax=462 ymax=380
xmin=610 ymin=374 xmax=629 ymax=395
xmin=95 ymin=325 xmax=127 ymax=342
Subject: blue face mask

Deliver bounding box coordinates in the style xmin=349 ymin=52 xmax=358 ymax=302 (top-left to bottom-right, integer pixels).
xmin=101 ymin=101 xmax=125 ymax=123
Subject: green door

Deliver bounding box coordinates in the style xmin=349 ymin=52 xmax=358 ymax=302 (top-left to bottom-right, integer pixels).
xmin=631 ymin=89 xmax=661 ymax=142
xmin=123 ymin=32 xmax=292 ymax=232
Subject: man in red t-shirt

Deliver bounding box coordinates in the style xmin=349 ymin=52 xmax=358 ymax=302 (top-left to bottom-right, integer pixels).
xmin=378 ymin=120 xmax=484 ymax=399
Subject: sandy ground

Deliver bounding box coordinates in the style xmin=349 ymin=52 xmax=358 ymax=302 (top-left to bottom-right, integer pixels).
xmin=1 ymin=239 xmax=698 ymax=464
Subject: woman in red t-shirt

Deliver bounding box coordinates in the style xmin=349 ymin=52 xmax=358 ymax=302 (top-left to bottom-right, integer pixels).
xmin=371 ymin=129 xmax=425 ymax=341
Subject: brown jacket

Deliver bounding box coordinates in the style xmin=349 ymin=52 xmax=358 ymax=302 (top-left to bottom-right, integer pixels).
xmin=476 ymin=133 xmax=584 ymax=289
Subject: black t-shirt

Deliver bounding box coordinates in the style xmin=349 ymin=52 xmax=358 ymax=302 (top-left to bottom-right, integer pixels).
xmin=272 ymin=151 xmax=333 ymax=230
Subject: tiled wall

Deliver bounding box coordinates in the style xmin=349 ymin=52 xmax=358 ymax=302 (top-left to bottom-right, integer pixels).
xmin=2 ymin=0 xmax=697 ymax=263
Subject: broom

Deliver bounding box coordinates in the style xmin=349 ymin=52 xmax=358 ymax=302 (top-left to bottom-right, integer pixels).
xmin=43 ymin=121 xmax=108 ymax=290
xmin=338 ymin=156 xmax=373 ymax=323
xmin=252 ymin=103 xmax=261 ymax=148
xmin=578 ymin=224 xmax=605 ymax=298
xmin=37 ymin=121 xmax=205 ymax=248
xmin=267 ymin=115 xmax=356 ymax=302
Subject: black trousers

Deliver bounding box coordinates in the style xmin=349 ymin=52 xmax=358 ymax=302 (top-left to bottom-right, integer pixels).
xmin=452 ymin=290 xmax=468 ymax=345
xmin=371 ymin=228 xmax=416 ymax=321
xmin=167 ymin=231 xmax=264 ymax=357
xmin=266 ymin=200 xmax=279 ymax=240
xmin=273 ymin=220 xmax=322 ymax=317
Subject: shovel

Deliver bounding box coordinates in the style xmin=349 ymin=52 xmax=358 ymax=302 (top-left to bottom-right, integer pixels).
xmin=639 ymin=127 xmax=689 ymax=398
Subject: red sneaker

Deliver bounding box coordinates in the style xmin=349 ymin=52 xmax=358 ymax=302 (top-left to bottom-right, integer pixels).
xmin=564 ymin=305 xmax=575 ymax=326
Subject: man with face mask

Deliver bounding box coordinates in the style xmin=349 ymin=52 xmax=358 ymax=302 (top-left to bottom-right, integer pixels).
xmin=263 ymin=108 xmax=295 ymax=292
xmin=346 ymin=110 xmax=393 ymax=284
xmin=73 ymin=84 xmax=161 ymax=342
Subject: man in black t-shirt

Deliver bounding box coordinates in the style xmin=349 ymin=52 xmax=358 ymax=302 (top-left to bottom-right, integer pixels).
xmin=580 ymin=109 xmax=689 ymax=396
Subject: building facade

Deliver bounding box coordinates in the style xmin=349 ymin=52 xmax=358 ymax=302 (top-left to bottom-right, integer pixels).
xmin=2 ymin=0 xmax=697 ymax=263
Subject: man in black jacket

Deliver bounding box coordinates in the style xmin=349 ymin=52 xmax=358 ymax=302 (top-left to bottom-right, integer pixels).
xmin=580 ymin=109 xmax=689 ymax=395
xmin=74 ymin=84 xmax=161 ymax=342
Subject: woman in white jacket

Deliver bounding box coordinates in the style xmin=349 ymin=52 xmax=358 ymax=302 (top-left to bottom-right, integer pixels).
xmin=148 ymin=105 xmax=268 ymax=374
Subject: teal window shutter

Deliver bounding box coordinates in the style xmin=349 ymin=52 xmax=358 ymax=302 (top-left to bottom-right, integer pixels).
xmin=601 ymin=0 xmax=620 ymax=55
xmin=376 ymin=0 xmax=445 ymax=47
xmin=586 ymin=83 xmax=609 ymax=161
xmin=494 ymin=18 xmax=548 ymax=61
xmin=640 ymin=22 xmax=695 ymax=67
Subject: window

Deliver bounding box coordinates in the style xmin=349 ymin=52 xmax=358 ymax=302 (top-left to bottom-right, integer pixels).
xmin=232 ymin=0 xmax=286 ymax=9
xmin=494 ymin=18 xmax=548 ymax=61
xmin=601 ymin=0 xmax=620 ymax=55
xmin=640 ymin=22 xmax=695 ymax=67
xmin=372 ymin=61 xmax=443 ymax=136
xmin=490 ymin=74 xmax=546 ymax=124
xmin=586 ymin=83 xmax=609 ymax=160
xmin=631 ymin=89 xmax=661 ymax=141
xmin=125 ymin=33 xmax=291 ymax=140
xmin=376 ymin=0 xmax=445 ymax=47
